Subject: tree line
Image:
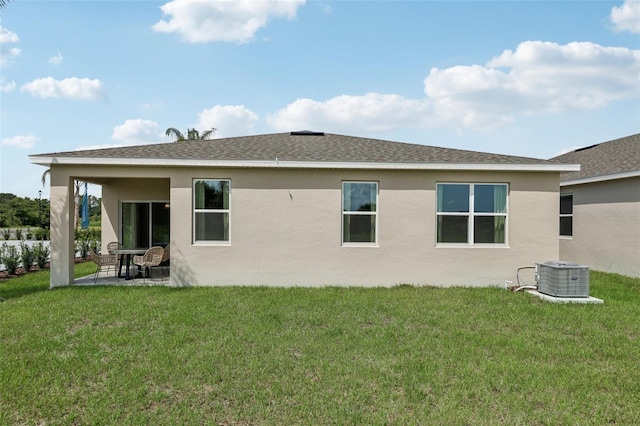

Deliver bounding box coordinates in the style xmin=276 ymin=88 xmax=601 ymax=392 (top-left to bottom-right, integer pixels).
xmin=0 ymin=193 xmax=101 ymax=228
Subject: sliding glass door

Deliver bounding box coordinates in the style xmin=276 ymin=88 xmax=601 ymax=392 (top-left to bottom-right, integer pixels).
xmin=121 ymin=201 xmax=170 ymax=248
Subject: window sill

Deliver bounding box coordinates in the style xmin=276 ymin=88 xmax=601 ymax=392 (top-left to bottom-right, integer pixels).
xmin=559 ymin=236 xmax=573 ymax=240
xmin=436 ymin=243 xmax=509 ymax=248
xmin=193 ymin=241 xmax=231 ymax=247
xmin=342 ymin=243 xmax=379 ymax=248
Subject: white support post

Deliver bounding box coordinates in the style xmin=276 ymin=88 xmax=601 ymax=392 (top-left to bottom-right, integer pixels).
xmin=49 ymin=174 xmax=75 ymax=287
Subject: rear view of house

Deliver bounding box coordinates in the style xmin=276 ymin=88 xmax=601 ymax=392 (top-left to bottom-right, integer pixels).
xmin=30 ymin=132 xmax=578 ymax=288
xmin=553 ymin=133 xmax=640 ymax=278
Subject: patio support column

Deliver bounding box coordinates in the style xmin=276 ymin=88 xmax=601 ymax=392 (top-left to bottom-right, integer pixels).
xmin=50 ymin=173 xmax=75 ymax=288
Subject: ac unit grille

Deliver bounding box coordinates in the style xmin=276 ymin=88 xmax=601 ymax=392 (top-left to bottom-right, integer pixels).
xmin=536 ymin=261 xmax=590 ymax=298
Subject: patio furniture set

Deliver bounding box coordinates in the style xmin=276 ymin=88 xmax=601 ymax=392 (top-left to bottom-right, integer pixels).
xmin=89 ymin=243 xmax=170 ymax=284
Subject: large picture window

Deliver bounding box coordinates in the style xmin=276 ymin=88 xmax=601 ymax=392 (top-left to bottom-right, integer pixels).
xmin=436 ymin=183 xmax=507 ymax=245
xmin=342 ymin=182 xmax=378 ymax=245
xmin=194 ymin=179 xmax=230 ymax=243
xmin=560 ymin=193 xmax=573 ymax=237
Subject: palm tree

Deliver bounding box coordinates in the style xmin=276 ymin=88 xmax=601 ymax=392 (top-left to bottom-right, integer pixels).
xmin=41 ymin=169 xmax=50 ymax=187
xmin=0 ymin=0 xmax=12 ymax=9
xmin=165 ymin=127 xmax=216 ymax=142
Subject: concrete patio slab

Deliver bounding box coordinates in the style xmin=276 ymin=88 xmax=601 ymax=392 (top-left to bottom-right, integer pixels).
xmin=73 ymin=268 xmax=169 ymax=286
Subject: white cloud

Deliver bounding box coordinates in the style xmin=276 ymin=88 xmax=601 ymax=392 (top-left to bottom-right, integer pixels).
xmin=1 ymin=134 xmax=39 ymax=149
xmin=424 ymin=41 xmax=640 ymax=128
xmin=197 ymin=105 xmax=258 ymax=137
xmin=49 ymin=51 xmax=63 ymax=65
xmin=0 ymin=76 xmax=16 ymax=92
xmin=611 ymin=0 xmax=640 ymax=33
xmin=0 ymin=25 xmax=18 ymax=43
xmin=268 ymin=41 xmax=639 ymax=133
xmin=268 ymin=93 xmax=432 ymax=134
xmin=152 ymin=0 xmax=305 ymax=43
xmin=0 ymin=24 xmax=21 ymax=67
xmin=111 ymin=119 xmax=164 ymax=145
xmin=20 ymin=77 xmax=105 ymax=100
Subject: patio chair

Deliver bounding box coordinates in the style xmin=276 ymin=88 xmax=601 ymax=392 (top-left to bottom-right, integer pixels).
xmin=132 ymin=246 xmax=164 ymax=284
xmin=107 ymin=241 xmax=123 ymax=272
xmin=159 ymin=244 xmax=170 ymax=277
xmin=89 ymin=248 xmax=118 ymax=284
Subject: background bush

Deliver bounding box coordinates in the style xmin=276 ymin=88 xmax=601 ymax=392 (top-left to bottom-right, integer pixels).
xmin=19 ymin=242 xmax=36 ymax=272
xmin=0 ymin=243 xmax=20 ymax=275
xmin=32 ymin=242 xmax=50 ymax=269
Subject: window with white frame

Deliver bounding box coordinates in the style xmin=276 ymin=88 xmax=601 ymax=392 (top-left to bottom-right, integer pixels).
xmin=559 ymin=193 xmax=573 ymax=237
xmin=436 ymin=183 xmax=508 ymax=245
xmin=193 ymin=179 xmax=230 ymax=243
xmin=342 ymin=182 xmax=378 ymax=244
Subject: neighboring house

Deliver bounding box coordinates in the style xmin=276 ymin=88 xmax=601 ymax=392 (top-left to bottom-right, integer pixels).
xmin=29 ymin=131 xmax=578 ymax=288
xmin=552 ymin=133 xmax=640 ymax=278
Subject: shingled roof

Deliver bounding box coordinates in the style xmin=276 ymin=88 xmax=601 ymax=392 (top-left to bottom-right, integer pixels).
xmin=31 ymin=132 xmax=568 ymax=170
xmin=552 ymin=133 xmax=640 ymax=183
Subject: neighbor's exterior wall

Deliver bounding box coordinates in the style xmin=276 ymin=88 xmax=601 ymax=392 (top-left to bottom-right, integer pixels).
xmin=49 ymin=164 xmax=560 ymax=287
xmin=168 ymin=167 xmax=559 ymax=287
xmin=560 ymin=176 xmax=640 ymax=277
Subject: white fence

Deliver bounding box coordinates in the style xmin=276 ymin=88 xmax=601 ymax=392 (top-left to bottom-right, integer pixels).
xmin=0 ymin=240 xmax=51 ymax=273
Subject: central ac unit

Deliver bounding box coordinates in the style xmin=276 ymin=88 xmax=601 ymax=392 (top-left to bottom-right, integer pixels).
xmin=535 ymin=261 xmax=590 ymax=298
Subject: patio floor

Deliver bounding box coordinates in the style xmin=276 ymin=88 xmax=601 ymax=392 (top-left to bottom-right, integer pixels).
xmin=74 ymin=267 xmax=170 ymax=286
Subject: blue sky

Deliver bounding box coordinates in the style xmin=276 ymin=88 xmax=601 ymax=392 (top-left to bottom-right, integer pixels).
xmin=1 ymin=0 xmax=639 ymax=198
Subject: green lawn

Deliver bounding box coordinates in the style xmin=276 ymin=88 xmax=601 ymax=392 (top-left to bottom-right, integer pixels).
xmin=1 ymin=266 xmax=639 ymax=425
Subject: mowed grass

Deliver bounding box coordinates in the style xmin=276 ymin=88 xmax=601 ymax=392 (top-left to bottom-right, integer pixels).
xmin=1 ymin=266 xmax=639 ymax=425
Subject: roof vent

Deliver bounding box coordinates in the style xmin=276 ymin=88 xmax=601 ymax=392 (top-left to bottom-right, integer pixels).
xmin=290 ymin=130 xmax=325 ymax=136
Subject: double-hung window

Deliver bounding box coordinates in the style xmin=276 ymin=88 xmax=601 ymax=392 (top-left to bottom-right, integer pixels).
xmin=559 ymin=194 xmax=573 ymax=237
xmin=193 ymin=179 xmax=230 ymax=243
xmin=436 ymin=183 xmax=508 ymax=245
xmin=342 ymin=182 xmax=378 ymax=245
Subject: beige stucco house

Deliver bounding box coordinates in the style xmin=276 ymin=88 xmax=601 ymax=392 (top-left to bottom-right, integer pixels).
xmin=552 ymin=133 xmax=640 ymax=278
xmin=30 ymin=131 xmax=578 ymax=288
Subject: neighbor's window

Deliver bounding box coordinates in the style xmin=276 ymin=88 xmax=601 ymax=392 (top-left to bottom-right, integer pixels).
xmin=194 ymin=179 xmax=230 ymax=243
xmin=436 ymin=183 xmax=507 ymax=245
xmin=342 ymin=182 xmax=378 ymax=244
xmin=560 ymin=193 xmax=573 ymax=237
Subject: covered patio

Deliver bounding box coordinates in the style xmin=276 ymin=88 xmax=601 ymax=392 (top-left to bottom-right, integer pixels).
xmin=34 ymin=161 xmax=174 ymax=288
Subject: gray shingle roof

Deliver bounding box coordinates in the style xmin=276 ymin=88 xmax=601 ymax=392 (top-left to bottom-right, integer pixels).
xmin=551 ymin=133 xmax=640 ymax=182
xmin=32 ymin=132 xmax=556 ymax=165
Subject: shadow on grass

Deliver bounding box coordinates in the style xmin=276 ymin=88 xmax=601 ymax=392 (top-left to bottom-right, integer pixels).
xmin=0 ymin=270 xmax=51 ymax=300
xmin=0 ymin=262 xmax=96 ymax=301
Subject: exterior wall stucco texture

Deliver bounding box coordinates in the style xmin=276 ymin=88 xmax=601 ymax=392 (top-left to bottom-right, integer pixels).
xmin=101 ymin=178 xmax=170 ymax=251
xmin=560 ymin=177 xmax=640 ymax=278
xmin=166 ymin=168 xmax=559 ymax=287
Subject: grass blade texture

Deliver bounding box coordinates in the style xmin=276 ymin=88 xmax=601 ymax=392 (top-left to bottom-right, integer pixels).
xmin=1 ymin=268 xmax=639 ymax=425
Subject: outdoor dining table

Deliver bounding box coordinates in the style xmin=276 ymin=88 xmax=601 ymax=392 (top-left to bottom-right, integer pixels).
xmin=114 ymin=248 xmax=147 ymax=280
